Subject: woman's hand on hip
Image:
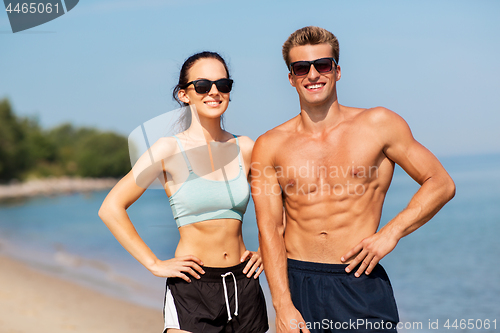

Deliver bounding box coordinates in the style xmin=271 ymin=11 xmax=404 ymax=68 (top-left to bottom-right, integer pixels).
xmin=149 ymin=255 xmax=205 ymax=282
xmin=240 ymin=250 xmax=263 ymax=279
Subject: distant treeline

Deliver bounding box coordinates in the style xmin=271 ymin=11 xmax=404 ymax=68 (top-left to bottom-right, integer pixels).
xmin=0 ymin=98 xmax=130 ymax=182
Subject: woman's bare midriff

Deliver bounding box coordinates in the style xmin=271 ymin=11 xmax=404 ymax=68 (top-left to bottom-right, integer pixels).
xmin=176 ymin=218 xmax=246 ymax=267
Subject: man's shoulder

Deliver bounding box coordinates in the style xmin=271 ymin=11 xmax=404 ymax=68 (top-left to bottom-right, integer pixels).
xmin=253 ymin=117 xmax=298 ymax=155
xmin=351 ymin=106 xmax=407 ymax=129
xmin=351 ymin=107 xmax=414 ymax=147
xmin=254 ymin=128 xmax=282 ymax=148
xmin=259 ymin=116 xmax=298 ymax=139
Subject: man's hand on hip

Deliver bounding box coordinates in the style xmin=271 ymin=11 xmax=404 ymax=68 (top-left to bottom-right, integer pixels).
xmin=341 ymin=229 xmax=399 ymax=277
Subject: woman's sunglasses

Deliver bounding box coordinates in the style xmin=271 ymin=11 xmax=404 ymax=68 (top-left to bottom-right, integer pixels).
xmin=182 ymin=78 xmax=233 ymax=94
xmin=289 ymin=57 xmax=338 ymax=76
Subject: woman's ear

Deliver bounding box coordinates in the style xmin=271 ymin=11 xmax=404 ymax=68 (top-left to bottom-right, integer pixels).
xmin=178 ymin=89 xmax=190 ymax=104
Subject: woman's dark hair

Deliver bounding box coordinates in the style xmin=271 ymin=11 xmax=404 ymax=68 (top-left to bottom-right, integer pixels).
xmin=172 ymin=51 xmax=231 ymax=107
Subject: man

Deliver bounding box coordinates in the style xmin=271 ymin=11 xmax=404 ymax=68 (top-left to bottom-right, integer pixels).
xmin=251 ymin=26 xmax=455 ymax=333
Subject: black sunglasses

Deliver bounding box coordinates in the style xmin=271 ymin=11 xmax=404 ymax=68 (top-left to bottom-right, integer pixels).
xmin=181 ymin=78 xmax=233 ymax=94
xmin=289 ymin=57 xmax=338 ymax=76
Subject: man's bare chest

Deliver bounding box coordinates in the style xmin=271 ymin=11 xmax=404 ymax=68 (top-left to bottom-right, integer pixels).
xmin=274 ymin=135 xmax=384 ymax=196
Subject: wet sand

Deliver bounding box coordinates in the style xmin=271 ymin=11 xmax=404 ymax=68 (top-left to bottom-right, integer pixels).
xmin=0 ymin=255 xmax=163 ymax=333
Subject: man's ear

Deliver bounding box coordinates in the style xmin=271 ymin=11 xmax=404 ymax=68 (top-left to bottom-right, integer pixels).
xmin=178 ymin=89 xmax=190 ymax=104
xmin=335 ymin=65 xmax=341 ymax=81
xmin=288 ymin=72 xmax=296 ymax=87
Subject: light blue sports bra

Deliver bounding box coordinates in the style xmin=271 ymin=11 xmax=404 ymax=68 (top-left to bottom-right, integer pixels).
xmin=168 ymin=135 xmax=250 ymax=228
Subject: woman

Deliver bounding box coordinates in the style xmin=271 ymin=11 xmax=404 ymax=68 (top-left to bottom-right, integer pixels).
xmin=99 ymin=51 xmax=268 ymax=333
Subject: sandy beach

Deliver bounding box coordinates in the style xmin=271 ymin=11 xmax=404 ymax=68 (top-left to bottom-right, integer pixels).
xmin=0 ymin=255 xmax=163 ymax=333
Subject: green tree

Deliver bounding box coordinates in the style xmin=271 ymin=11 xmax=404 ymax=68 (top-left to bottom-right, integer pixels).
xmin=0 ymin=98 xmax=130 ymax=180
xmin=0 ymin=99 xmax=25 ymax=182
xmin=18 ymin=117 xmax=59 ymax=177
xmin=76 ymin=132 xmax=130 ymax=177
xmin=46 ymin=124 xmax=95 ymax=176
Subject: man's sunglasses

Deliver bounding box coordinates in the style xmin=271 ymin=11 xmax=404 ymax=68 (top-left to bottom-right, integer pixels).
xmin=181 ymin=78 xmax=233 ymax=94
xmin=289 ymin=57 xmax=338 ymax=76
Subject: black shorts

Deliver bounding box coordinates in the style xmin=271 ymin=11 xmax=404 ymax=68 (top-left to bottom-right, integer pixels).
xmin=163 ymin=261 xmax=269 ymax=333
xmin=288 ymin=258 xmax=399 ymax=333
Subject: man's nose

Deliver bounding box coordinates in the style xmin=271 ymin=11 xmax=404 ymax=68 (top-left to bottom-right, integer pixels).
xmin=307 ymin=64 xmax=321 ymax=80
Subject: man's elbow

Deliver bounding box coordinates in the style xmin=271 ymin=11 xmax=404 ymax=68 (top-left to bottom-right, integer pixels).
xmin=442 ymin=175 xmax=456 ymax=202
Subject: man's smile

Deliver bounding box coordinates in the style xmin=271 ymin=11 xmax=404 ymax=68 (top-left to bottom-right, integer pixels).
xmin=305 ymin=82 xmax=326 ymax=91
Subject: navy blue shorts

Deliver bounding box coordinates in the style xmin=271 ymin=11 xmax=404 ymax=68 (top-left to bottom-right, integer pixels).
xmin=288 ymin=258 xmax=399 ymax=332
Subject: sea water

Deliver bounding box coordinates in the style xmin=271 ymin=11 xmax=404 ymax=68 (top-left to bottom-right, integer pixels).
xmin=0 ymin=154 xmax=499 ymax=332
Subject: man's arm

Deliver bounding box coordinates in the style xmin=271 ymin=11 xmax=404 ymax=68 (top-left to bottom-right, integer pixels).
xmin=342 ymin=108 xmax=456 ymax=277
xmin=251 ymin=133 xmax=310 ymax=333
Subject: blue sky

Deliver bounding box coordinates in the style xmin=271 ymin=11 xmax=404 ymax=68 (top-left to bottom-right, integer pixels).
xmin=1 ymin=0 xmax=499 ymax=157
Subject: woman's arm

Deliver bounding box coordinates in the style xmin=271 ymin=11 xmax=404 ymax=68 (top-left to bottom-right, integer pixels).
xmin=98 ymin=172 xmax=158 ymax=270
xmin=98 ymin=138 xmax=205 ymax=282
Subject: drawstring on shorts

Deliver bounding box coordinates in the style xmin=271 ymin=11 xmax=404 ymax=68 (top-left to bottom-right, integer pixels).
xmin=221 ymin=272 xmax=238 ymax=322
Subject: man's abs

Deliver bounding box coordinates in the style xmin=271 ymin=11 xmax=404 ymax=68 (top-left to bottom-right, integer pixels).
xmin=283 ymin=195 xmax=384 ymax=264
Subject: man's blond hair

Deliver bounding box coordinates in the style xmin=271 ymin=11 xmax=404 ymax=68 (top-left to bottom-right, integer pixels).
xmin=282 ymin=26 xmax=339 ymax=70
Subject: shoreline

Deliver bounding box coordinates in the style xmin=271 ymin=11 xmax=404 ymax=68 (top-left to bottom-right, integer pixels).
xmin=0 ymin=177 xmax=118 ymax=201
xmin=0 ymin=254 xmax=163 ymax=333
